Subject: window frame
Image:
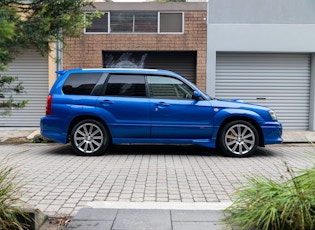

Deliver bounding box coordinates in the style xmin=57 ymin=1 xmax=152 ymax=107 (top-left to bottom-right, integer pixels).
xmin=84 ymin=11 xmax=184 ymax=34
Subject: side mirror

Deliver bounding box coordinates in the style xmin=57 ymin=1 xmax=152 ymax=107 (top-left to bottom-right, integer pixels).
xmin=193 ymin=91 xmax=201 ymax=100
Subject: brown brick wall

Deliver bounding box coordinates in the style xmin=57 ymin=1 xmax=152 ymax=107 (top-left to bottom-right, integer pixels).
xmin=63 ymin=11 xmax=207 ymax=90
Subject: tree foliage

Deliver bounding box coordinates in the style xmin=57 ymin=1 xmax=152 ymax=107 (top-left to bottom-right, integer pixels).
xmin=0 ymin=0 xmax=97 ymax=116
xmin=0 ymin=0 xmax=96 ymax=62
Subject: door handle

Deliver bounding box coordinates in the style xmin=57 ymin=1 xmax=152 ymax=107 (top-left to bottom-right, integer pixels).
xmin=100 ymin=100 xmax=114 ymax=105
xmin=155 ymin=102 xmax=170 ymax=107
xmin=256 ymin=97 xmax=266 ymax=100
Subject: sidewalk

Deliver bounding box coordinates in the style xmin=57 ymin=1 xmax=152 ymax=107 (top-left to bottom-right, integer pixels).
xmin=0 ymin=127 xmax=40 ymax=142
xmin=67 ymin=208 xmax=229 ymax=230
xmin=65 ymin=201 xmax=233 ymax=230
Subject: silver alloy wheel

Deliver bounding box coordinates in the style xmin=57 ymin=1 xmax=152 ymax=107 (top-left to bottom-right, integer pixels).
xmin=224 ymin=124 xmax=255 ymax=155
xmin=73 ymin=122 xmax=104 ymax=154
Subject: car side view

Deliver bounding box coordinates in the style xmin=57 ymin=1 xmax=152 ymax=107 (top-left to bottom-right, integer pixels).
xmin=40 ymin=68 xmax=282 ymax=157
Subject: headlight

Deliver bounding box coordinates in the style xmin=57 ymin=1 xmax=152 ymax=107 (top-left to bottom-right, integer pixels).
xmin=269 ymin=110 xmax=277 ymax=120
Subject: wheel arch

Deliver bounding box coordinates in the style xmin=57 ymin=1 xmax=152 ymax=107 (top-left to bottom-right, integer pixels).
xmin=216 ymin=116 xmax=264 ymax=148
xmin=67 ymin=115 xmax=112 ymax=143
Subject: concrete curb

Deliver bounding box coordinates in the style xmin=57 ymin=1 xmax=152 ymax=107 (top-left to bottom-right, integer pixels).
xmin=86 ymin=201 xmax=233 ymax=210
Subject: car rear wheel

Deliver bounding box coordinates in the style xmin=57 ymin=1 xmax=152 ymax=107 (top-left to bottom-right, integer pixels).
xmin=218 ymin=120 xmax=258 ymax=157
xmin=70 ymin=119 xmax=109 ymax=156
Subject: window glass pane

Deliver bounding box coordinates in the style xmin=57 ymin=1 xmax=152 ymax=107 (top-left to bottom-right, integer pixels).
xmin=148 ymin=76 xmax=193 ymax=99
xmin=105 ymin=75 xmax=146 ymax=97
xmin=63 ymin=73 xmax=102 ymax=95
xmin=111 ymin=12 xmax=133 ymax=33
xmin=160 ymin=13 xmax=183 ymax=33
xmin=135 ymin=12 xmax=157 ymax=33
xmin=86 ymin=13 xmax=108 ymax=33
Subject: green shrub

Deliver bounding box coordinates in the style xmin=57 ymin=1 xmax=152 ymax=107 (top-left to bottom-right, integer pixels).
xmin=0 ymin=161 xmax=30 ymax=230
xmin=224 ymin=163 xmax=315 ymax=230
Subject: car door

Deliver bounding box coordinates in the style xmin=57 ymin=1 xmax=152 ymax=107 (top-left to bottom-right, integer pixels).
xmin=147 ymin=75 xmax=214 ymax=139
xmin=96 ymin=74 xmax=150 ymax=138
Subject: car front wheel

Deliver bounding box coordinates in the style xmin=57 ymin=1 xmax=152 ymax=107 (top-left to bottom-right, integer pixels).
xmin=70 ymin=119 xmax=109 ymax=156
xmin=218 ymin=120 xmax=259 ymax=157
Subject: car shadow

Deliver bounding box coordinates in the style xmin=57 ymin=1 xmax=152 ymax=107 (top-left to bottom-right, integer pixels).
xmin=44 ymin=143 xmax=76 ymax=156
xmin=107 ymin=144 xmax=220 ymax=157
xmin=45 ymin=143 xmax=276 ymax=158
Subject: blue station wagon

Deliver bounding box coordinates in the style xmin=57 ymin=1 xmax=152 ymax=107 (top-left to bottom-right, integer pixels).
xmin=40 ymin=68 xmax=282 ymax=157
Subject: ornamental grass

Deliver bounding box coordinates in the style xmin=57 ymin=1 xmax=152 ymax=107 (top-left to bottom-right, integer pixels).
xmin=224 ymin=162 xmax=315 ymax=230
xmin=0 ymin=161 xmax=30 ymax=230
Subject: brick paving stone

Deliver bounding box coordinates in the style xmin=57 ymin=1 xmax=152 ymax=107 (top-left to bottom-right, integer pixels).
xmin=0 ymin=143 xmax=314 ymax=217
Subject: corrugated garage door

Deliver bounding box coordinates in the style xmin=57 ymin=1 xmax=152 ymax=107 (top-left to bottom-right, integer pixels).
xmin=0 ymin=49 xmax=48 ymax=127
xmin=216 ymin=53 xmax=311 ymax=130
xmin=103 ymin=51 xmax=197 ymax=83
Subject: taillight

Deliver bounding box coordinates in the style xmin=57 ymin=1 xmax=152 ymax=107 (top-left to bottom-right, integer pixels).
xmin=46 ymin=95 xmax=52 ymax=115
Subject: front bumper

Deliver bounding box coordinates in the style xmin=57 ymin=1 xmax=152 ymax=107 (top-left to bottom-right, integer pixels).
xmin=261 ymin=121 xmax=283 ymax=145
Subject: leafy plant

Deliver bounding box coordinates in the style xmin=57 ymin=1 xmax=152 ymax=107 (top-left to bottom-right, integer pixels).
xmin=0 ymin=75 xmax=28 ymax=116
xmin=224 ymin=162 xmax=315 ymax=230
xmin=0 ymin=160 xmax=30 ymax=230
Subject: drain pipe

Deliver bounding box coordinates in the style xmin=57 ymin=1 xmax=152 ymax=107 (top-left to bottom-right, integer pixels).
xmin=56 ymin=30 xmax=63 ymax=74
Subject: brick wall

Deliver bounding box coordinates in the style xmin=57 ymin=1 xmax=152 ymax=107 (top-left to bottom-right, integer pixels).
xmin=63 ymin=11 xmax=207 ymax=90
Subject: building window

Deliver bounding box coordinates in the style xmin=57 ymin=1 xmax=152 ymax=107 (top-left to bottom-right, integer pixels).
xmin=110 ymin=12 xmax=158 ymax=33
xmin=111 ymin=12 xmax=134 ymax=33
xmin=159 ymin=13 xmax=183 ymax=33
xmin=84 ymin=11 xmax=183 ymax=34
xmin=135 ymin=12 xmax=158 ymax=33
xmin=85 ymin=12 xmax=109 ymax=33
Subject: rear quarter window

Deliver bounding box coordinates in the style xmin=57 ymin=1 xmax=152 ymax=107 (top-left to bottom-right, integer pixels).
xmin=62 ymin=73 xmax=103 ymax=95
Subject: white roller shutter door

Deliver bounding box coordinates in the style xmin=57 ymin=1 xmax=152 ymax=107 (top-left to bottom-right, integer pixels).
xmin=216 ymin=53 xmax=311 ymax=130
xmin=0 ymin=49 xmax=48 ymax=127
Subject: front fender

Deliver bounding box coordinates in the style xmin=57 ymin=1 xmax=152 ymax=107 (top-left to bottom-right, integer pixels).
xmin=211 ymin=108 xmax=264 ymax=144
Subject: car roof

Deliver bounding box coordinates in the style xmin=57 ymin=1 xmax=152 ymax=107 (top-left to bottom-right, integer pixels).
xmin=56 ymin=68 xmax=180 ymax=77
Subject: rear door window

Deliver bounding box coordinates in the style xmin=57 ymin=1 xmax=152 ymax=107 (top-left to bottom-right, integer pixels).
xmin=104 ymin=75 xmax=146 ymax=97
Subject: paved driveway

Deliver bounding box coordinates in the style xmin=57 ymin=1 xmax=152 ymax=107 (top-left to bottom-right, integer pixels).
xmin=0 ymin=143 xmax=314 ymax=217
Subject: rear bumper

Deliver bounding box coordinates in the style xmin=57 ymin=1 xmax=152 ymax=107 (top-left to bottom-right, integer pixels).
xmin=40 ymin=116 xmax=68 ymax=143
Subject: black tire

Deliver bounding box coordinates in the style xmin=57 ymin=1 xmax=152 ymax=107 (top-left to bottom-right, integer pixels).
xmin=70 ymin=119 xmax=109 ymax=156
xmin=218 ymin=120 xmax=259 ymax=157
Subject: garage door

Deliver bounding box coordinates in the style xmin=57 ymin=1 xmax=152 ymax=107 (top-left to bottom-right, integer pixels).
xmin=216 ymin=53 xmax=311 ymax=130
xmin=103 ymin=51 xmax=197 ymax=83
xmin=0 ymin=49 xmax=48 ymax=127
